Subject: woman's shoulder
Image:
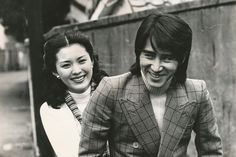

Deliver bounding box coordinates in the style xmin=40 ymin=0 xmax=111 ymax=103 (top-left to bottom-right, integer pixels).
xmin=40 ymin=102 xmax=66 ymax=117
xmin=40 ymin=102 xmax=53 ymax=119
xmin=40 ymin=102 xmax=52 ymax=113
xmin=40 ymin=102 xmax=73 ymax=129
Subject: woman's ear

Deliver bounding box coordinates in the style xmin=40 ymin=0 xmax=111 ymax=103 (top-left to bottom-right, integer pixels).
xmin=52 ymin=72 xmax=60 ymax=79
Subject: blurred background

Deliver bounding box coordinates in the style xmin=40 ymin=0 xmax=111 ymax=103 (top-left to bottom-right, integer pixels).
xmin=0 ymin=0 xmax=235 ymax=157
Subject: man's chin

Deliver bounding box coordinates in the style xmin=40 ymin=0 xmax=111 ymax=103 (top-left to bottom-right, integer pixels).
xmin=147 ymin=82 xmax=163 ymax=89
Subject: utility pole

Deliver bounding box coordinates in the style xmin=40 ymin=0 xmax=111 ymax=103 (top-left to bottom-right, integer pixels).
xmin=26 ymin=0 xmax=54 ymax=156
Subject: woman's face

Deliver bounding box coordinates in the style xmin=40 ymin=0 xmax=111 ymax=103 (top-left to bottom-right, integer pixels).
xmin=54 ymin=43 xmax=93 ymax=93
xmin=139 ymin=39 xmax=178 ymax=89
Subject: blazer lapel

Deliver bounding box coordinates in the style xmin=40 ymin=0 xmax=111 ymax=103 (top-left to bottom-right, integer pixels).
xmin=158 ymin=84 xmax=196 ymax=157
xmin=119 ymin=76 xmax=161 ymax=157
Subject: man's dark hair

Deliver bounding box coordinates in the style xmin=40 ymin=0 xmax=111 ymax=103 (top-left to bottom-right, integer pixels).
xmin=130 ymin=13 xmax=192 ymax=85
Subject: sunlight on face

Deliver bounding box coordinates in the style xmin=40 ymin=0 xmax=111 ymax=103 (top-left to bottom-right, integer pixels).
xmin=54 ymin=44 xmax=93 ymax=93
xmin=139 ymin=39 xmax=178 ymax=90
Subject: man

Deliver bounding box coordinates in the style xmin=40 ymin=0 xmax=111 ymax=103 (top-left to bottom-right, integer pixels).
xmin=79 ymin=13 xmax=223 ymax=157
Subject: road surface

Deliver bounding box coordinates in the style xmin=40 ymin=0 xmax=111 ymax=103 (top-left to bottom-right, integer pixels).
xmin=0 ymin=70 xmax=34 ymax=157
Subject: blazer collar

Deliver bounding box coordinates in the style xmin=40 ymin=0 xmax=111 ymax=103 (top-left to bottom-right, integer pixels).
xmin=121 ymin=75 xmax=194 ymax=157
xmin=126 ymin=75 xmax=150 ymax=105
xmin=121 ymin=76 xmax=195 ymax=157
xmin=158 ymin=83 xmax=195 ymax=157
xmin=126 ymin=75 xmax=189 ymax=109
xmin=119 ymin=75 xmax=161 ymax=157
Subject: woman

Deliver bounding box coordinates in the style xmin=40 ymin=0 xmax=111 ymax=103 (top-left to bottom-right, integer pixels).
xmin=40 ymin=30 xmax=107 ymax=157
xmin=79 ymin=13 xmax=223 ymax=157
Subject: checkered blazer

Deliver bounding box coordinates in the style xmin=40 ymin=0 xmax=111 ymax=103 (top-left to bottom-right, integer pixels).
xmin=79 ymin=72 xmax=223 ymax=157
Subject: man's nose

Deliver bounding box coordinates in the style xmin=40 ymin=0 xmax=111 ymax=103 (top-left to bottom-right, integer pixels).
xmin=151 ymin=57 xmax=162 ymax=72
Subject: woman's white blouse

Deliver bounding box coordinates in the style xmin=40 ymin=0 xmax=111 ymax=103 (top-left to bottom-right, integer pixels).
xmin=40 ymin=87 xmax=91 ymax=157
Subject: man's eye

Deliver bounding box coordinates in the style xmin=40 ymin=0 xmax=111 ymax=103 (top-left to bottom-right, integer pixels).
xmin=164 ymin=56 xmax=172 ymax=60
xmin=162 ymin=55 xmax=176 ymax=61
xmin=144 ymin=53 xmax=155 ymax=59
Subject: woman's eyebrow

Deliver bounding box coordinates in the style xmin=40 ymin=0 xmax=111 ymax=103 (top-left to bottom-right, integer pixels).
xmin=58 ymin=60 xmax=70 ymax=64
xmin=77 ymin=55 xmax=87 ymax=60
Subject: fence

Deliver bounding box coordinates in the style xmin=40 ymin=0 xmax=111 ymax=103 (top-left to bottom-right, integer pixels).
xmin=41 ymin=0 xmax=236 ymax=156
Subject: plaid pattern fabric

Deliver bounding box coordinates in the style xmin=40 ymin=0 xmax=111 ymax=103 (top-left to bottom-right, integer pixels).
xmin=79 ymin=72 xmax=223 ymax=157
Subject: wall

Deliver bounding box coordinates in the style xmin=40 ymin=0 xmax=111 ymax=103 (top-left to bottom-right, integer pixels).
xmin=44 ymin=0 xmax=236 ymax=156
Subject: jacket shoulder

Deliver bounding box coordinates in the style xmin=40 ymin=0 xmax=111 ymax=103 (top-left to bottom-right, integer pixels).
xmin=184 ymin=78 xmax=208 ymax=102
xmin=101 ymin=72 xmax=132 ymax=89
xmin=185 ymin=78 xmax=206 ymax=92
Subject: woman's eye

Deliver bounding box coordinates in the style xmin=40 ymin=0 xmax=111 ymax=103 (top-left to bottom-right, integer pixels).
xmin=61 ymin=64 xmax=71 ymax=68
xmin=78 ymin=59 xmax=86 ymax=64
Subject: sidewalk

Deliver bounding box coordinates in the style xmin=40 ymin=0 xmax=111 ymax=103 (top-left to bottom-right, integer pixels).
xmin=0 ymin=70 xmax=34 ymax=157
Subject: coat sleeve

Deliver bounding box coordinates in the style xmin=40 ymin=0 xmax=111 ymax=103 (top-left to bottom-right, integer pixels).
xmin=194 ymin=80 xmax=223 ymax=156
xmin=79 ymin=77 xmax=114 ymax=157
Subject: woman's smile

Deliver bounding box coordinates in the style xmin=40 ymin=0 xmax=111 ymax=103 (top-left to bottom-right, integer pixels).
xmin=55 ymin=44 xmax=93 ymax=93
xmin=70 ymin=75 xmax=86 ymax=83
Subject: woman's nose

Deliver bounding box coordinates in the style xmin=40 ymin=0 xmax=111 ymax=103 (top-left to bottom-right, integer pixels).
xmin=72 ymin=64 xmax=82 ymax=74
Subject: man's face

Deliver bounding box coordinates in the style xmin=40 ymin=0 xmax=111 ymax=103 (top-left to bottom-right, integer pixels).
xmin=139 ymin=39 xmax=178 ymax=89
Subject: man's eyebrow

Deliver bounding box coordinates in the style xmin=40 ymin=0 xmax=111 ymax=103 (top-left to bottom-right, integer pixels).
xmin=143 ymin=49 xmax=155 ymax=53
xmin=143 ymin=49 xmax=173 ymax=56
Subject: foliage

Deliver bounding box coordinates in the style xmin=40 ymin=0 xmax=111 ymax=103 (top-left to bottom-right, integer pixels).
xmin=0 ymin=0 xmax=72 ymax=42
xmin=0 ymin=0 xmax=28 ymax=42
xmin=42 ymin=0 xmax=72 ymax=33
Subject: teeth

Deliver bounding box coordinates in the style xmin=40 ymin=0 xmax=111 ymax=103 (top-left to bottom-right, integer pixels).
xmin=149 ymin=72 xmax=160 ymax=78
xmin=71 ymin=76 xmax=84 ymax=83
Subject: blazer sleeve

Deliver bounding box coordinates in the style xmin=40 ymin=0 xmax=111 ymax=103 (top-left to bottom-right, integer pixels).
xmin=194 ymin=80 xmax=223 ymax=156
xmin=79 ymin=77 xmax=114 ymax=157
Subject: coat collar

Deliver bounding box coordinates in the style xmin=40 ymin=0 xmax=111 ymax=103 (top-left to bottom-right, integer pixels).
xmin=157 ymin=83 xmax=190 ymax=156
xmin=120 ymin=75 xmax=195 ymax=157
xmin=119 ymin=75 xmax=161 ymax=157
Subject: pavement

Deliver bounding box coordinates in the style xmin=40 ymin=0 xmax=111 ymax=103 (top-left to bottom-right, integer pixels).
xmin=0 ymin=70 xmax=34 ymax=157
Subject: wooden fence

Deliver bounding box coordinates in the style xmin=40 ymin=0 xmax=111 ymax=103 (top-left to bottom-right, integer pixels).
xmin=40 ymin=0 xmax=236 ymax=156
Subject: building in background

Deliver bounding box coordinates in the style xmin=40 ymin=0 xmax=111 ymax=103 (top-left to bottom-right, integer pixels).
xmin=0 ymin=0 xmax=196 ymax=72
xmin=68 ymin=0 xmax=100 ymax=22
xmin=69 ymin=0 xmax=195 ymax=22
